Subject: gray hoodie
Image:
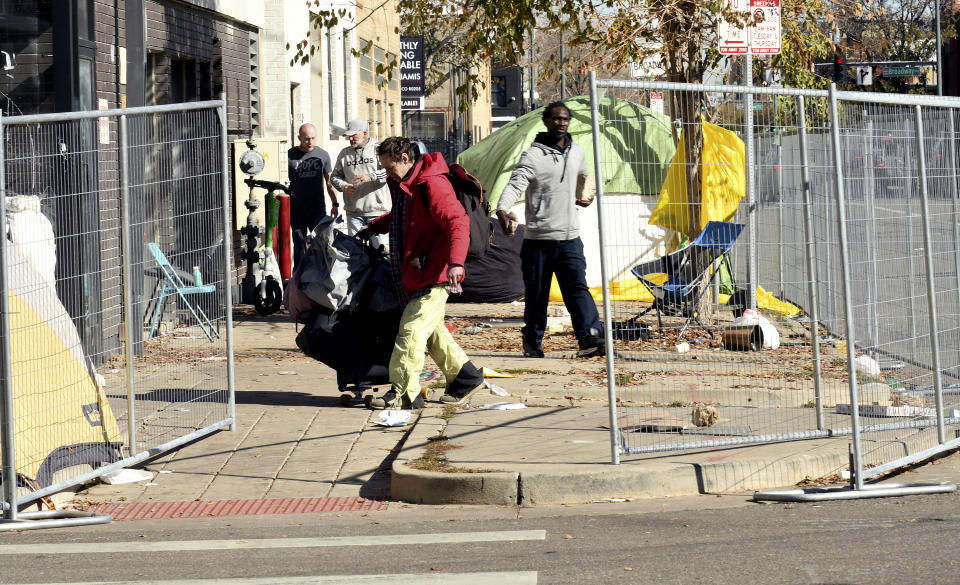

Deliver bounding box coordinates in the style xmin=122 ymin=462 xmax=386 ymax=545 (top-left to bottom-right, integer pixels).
xmin=497 ymin=132 xmax=589 ymax=241
xmin=331 ymin=139 xmax=392 ymax=215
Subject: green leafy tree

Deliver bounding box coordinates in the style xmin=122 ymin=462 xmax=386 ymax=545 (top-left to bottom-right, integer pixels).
xmin=293 ymin=0 xmax=834 ymax=236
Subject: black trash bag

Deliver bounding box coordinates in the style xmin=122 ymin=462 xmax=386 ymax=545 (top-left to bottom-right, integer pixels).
xmin=611 ymin=316 xmax=650 ymax=342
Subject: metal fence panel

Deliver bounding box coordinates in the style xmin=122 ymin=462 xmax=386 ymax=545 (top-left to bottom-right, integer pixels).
xmin=0 ymin=102 xmax=233 ymax=516
xmin=589 ymin=76 xmax=960 ymax=482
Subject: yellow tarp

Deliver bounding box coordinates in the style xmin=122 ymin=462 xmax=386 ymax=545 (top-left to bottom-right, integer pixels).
xmin=545 ymin=119 xmax=800 ymax=317
xmin=547 ymin=277 xmax=800 ymax=316
xmin=7 ymin=290 xmax=122 ymax=486
xmin=648 ymin=119 xmax=746 ymax=238
xmin=3 ymin=241 xmax=122 ymax=487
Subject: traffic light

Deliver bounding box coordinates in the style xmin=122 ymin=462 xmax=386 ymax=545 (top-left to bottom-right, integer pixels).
xmin=833 ymin=55 xmax=845 ymax=83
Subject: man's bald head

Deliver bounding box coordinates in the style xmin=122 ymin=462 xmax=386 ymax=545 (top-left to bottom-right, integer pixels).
xmin=297 ymin=124 xmax=318 ymax=152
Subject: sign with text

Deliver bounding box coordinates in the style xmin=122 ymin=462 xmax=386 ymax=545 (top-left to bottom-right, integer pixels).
xmin=650 ymin=91 xmax=664 ymax=115
xmin=718 ymin=0 xmax=780 ymax=55
xmin=749 ymin=0 xmax=781 ymax=54
xmin=401 ymin=96 xmax=423 ymax=110
xmin=882 ymin=66 xmax=920 ymax=78
xmin=400 ymin=35 xmax=425 ymax=97
xmin=718 ymin=0 xmax=749 ymax=54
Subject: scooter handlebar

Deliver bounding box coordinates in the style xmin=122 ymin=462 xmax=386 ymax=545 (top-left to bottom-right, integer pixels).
xmin=244 ymin=177 xmax=290 ymax=194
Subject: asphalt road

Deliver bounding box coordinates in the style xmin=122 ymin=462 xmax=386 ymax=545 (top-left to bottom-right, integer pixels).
xmin=4 ymin=452 xmax=960 ymax=585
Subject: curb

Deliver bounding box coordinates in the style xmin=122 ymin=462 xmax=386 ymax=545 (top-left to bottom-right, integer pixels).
xmin=389 ymin=407 xmax=951 ymax=506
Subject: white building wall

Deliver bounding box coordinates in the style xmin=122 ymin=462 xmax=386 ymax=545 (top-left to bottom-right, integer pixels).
xmin=286 ymin=0 xmax=313 ymax=144
xmin=255 ymin=1 xmax=356 ymax=157
xmin=261 ymin=1 xmax=294 ymax=139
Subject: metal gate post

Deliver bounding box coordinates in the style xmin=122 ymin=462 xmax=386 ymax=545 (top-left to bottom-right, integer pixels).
xmin=218 ymin=95 xmax=237 ymax=431
xmin=796 ymin=96 xmax=825 ymax=430
xmin=947 ymin=113 xmax=960 ymax=372
xmin=745 ymin=56 xmax=758 ymax=310
xmin=863 ymin=116 xmax=879 ymax=351
xmin=828 ymin=85 xmax=865 ymax=490
xmin=118 ymin=114 xmax=138 ymax=456
xmin=588 ymin=72 xmax=620 ymax=465
xmin=0 ymin=111 xmax=17 ymax=520
xmin=913 ymin=105 xmax=947 ymax=444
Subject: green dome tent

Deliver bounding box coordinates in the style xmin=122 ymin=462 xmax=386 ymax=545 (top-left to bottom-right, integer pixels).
xmin=456 ymin=95 xmax=678 ymax=302
xmin=458 ymin=95 xmax=676 ymax=208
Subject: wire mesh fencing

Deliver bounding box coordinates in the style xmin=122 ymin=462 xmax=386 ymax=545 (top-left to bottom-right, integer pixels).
xmin=0 ymin=100 xmax=234 ymax=517
xmin=589 ymin=75 xmax=960 ymax=484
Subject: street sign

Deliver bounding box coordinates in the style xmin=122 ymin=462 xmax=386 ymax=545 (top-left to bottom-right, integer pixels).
xmin=749 ymin=0 xmax=781 ymax=55
xmin=882 ymin=66 xmax=920 ymax=77
xmin=630 ymin=52 xmax=665 ymax=78
xmin=857 ymin=66 xmax=873 ymax=86
xmin=718 ymin=0 xmax=780 ymax=55
xmin=718 ymin=0 xmax=749 ymax=54
xmin=650 ymin=91 xmax=664 ymax=115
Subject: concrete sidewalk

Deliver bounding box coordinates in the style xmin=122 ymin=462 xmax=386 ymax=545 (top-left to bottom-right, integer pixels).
xmin=74 ymin=304 xmax=954 ymax=514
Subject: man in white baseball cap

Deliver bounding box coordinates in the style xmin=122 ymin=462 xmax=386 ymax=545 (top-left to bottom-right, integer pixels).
xmin=331 ymin=119 xmax=392 ymax=250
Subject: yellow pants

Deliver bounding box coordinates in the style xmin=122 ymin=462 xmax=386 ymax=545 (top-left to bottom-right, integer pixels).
xmin=389 ymin=286 xmax=470 ymax=400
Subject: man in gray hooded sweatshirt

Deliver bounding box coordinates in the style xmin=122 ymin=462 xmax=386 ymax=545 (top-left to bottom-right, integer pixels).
xmin=331 ymin=119 xmax=392 ymax=250
xmin=496 ymin=101 xmax=604 ymax=359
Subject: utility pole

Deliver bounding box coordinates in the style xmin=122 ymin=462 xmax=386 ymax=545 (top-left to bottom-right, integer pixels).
xmin=529 ymin=28 xmax=536 ymax=110
xmin=936 ymin=0 xmax=942 ymax=95
xmin=560 ymin=28 xmax=566 ymax=100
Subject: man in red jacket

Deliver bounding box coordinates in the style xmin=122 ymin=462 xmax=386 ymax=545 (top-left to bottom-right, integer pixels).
xmin=358 ymin=137 xmax=484 ymax=410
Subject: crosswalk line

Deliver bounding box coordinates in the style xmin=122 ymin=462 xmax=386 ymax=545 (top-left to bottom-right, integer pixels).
xmin=11 ymin=573 xmax=539 ymax=585
xmin=0 ymin=529 xmax=547 ymax=555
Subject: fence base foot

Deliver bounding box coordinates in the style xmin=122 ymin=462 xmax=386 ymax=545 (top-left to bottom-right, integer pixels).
xmin=0 ymin=510 xmax=112 ymax=531
xmin=753 ymin=481 xmax=956 ymax=503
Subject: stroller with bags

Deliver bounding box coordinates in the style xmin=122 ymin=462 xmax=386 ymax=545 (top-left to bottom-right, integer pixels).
xmin=284 ymin=216 xmax=402 ymax=405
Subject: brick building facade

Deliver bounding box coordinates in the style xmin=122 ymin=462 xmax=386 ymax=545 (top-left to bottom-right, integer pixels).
xmin=0 ymin=0 xmax=259 ymax=359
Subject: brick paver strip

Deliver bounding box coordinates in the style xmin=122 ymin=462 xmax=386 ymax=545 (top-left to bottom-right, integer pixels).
xmin=92 ymin=497 xmax=388 ymax=520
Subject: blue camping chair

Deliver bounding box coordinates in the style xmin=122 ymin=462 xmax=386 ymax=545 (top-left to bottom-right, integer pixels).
xmin=146 ymin=243 xmax=219 ymax=341
xmin=630 ymin=221 xmax=745 ymax=340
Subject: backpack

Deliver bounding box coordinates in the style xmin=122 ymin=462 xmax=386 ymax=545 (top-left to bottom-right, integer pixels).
xmin=422 ymin=163 xmax=493 ymax=261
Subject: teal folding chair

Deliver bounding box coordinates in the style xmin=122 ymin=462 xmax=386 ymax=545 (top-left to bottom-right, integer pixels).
xmin=146 ymin=243 xmax=219 ymax=341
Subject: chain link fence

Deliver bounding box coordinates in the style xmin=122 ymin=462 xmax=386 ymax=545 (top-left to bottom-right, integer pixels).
xmin=0 ymin=100 xmax=234 ymax=526
xmin=589 ymin=74 xmax=960 ymax=493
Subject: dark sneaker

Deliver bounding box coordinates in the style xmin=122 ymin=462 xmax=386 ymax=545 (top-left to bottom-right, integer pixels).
xmin=368 ymin=388 xmax=425 ymax=410
xmin=576 ymin=338 xmax=606 ymax=358
xmin=522 ymin=339 xmax=545 ymax=358
xmin=440 ymin=380 xmax=484 ymax=405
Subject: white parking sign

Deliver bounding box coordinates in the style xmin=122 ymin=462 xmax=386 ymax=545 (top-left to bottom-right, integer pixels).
xmin=749 ymin=0 xmax=781 ymax=54
xmin=718 ymin=0 xmax=750 ymax=54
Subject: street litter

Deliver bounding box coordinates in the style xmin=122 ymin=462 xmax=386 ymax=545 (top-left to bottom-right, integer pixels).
xmin=372 ymin=410 xmax=412 ymax=426
xmin=482 ymin=367 xmax=514 ymax=378
xmin=731 ymin=309 xmax=780 ymax=349
xmin=277 ymin=371 xmax=298 ymax=375
xmin=420 ymin=371 xmax=438 ymax=382
xmin=484 ymin=381 xmax=509 ymax=396
xmin=460 ymin=326 xmax=484 ymax=334
xmin=855 ymin=355 xmax=880 ymax=376
xmin=200 ymin=356 xmax=227 ymax=361
xmin=477 ymin=402 xmax=526 ymax=410
xmin=101 ymin=468 xmax=154 ymax=485
xmin=592 ymin=498 xmax=633 ymax=503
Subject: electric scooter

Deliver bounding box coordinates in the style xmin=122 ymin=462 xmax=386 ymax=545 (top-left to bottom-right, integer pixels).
xmin=237 ymin=139 xmax=291 ymax=315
